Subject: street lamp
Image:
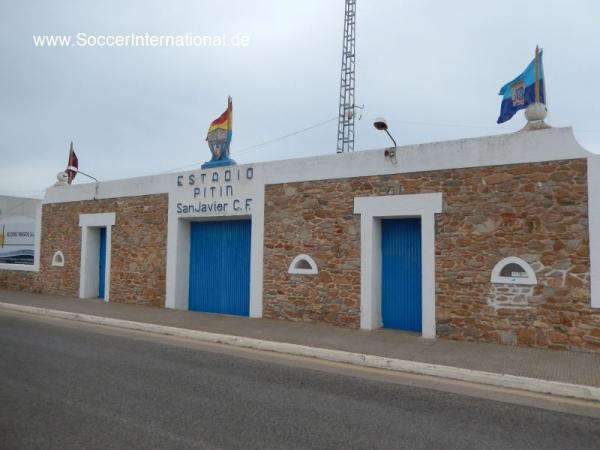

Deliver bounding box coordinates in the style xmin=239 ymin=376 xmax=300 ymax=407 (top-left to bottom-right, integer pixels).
xmin=56 ymin=167 xmax=100 ymax=200
xmin=67 ymin=166 xmax=98 ymax=183
xmin=373 ymin=117 xmax=397 ymax=148
xmin=56 ymin=167 xmax=99 ymax=185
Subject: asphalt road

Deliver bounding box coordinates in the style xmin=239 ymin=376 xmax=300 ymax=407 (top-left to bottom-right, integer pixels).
xmin=1 ymin=312 xmax=599 ymax=450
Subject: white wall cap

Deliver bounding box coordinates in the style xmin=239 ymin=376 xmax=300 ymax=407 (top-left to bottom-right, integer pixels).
xmin=40 ymin=127 xmax=592 ymax=205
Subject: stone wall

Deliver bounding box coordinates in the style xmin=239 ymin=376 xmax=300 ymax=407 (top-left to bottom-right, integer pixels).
xmin=264 ymin=158 xmax=600 ymax=351
xmin=0 ymin=194 xmax=168 ymax=307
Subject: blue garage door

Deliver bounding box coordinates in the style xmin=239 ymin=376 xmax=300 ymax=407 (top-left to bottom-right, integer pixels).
xmin=98 ymin=227 xmax=107 ymax=299
xmin=381 ymin=218 xmax=422 ymax=331
xmin=189 ymin=220 xmax=251 ymax=316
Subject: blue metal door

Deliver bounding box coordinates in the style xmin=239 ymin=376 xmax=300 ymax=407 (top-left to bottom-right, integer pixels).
xmin=188 ymin=220 xmax=251 ymax=316
xmin=98 ymin=227 xmax=106 ymax=299
xmin=381 ymin=218 xmax=422 ymax=331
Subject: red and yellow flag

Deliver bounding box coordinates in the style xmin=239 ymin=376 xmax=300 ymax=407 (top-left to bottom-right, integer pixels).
xmin=206 ymin=96 xmax=232 ymax=138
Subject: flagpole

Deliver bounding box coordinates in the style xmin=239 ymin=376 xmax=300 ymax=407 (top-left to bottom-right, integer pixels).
xmin=534 ymin=45 xmax=540 ymax=104
xmin=524 ymin=45 xmax=548 ymax=128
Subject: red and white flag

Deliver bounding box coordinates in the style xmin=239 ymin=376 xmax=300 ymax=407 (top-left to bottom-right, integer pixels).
xmin=66 ymin=141 xmax=78 ymax=184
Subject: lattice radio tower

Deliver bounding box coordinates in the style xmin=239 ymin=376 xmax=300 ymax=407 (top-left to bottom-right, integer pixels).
xmin=336 ymin=0 xmax=357 ymax=154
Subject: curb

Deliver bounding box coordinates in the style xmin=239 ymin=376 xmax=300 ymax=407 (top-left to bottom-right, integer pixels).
xmin=2 ymin=301 xmax=600 ymax=403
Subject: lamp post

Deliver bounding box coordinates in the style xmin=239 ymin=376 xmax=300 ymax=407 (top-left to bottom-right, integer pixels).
xmin=373 ymin=117 xmax=397 ymax=147
xmin=67 ymin=166 xmax=98 ymax=183
xmin=373 ymin=117 xmax=398 ymax=163
xmin=56 ymin=167 xmax=100 ymax=200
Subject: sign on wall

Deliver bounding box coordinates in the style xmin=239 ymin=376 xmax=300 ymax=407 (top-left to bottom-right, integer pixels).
xmin=174 ymin=166 xmax=255 ymax=218
xmin=0 ymin=220 xmax=35 ymax=265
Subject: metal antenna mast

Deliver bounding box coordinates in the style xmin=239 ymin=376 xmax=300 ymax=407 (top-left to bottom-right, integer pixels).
xmin=336 ymin=0 xmax=357 ymax=153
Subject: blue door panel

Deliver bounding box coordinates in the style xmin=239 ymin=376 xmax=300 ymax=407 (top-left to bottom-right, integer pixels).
xmin=98 ymin=227 xmax=106 ymax=299
xmin=188 ymin=220 xmax=251 ymax=316
xmin=381 ymin=218 xmax=422 ymax=331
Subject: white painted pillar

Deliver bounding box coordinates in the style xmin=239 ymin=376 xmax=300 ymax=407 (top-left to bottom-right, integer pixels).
xmin=589 ymin=155 xmax=600 ymax=309
xmin=420 ymin=213 xmax=437 ymax=338
xmin=249 ymin=183 xmax=265 ymax=318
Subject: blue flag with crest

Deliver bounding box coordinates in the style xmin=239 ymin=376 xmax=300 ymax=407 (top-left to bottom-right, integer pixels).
xmin=497 ymin=50 xmax=545 ymax=124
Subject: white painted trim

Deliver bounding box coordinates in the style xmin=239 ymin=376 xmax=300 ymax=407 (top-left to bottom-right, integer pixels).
xmin=0 ymin=263 xmax=38 ymax=272
xmin=78 ymin=212 xmax=116 ymax=228
xmin=41 ymin=128 xmax=589 ymax=206
xmin=165 ymin=167 xmax=265 ymax=317
xmin=78 ymin=213 xmax=115 ymax=302
xmin=165 ymin=208 xmax=264 ymax=318
xmin=354 ymin=193 xmax=443 ymax=338
xmin=165 ymin=201 xmax=189 ymax=310
xmin=51 ymin=251 xmax=65 ymax=267
xmin=249 ymin=183 xmax=265 ymax=318
xmin=288 ymin=254 xmax=319 ymax=275
xmin=264 ymin=128 xmax=589 ymax=185
xmin=491 ymin=257 xmax=537 ymax=285
xmin=33 ymin=202 xmax=42 ymax=270
xmin=79 ymin=227 xmax=99 ymax=299
xmin=0 ymin=202 xmax=42 ymax=272
xmin=589 ymin=154 xmax=600 ymax=308
xmin=43 ymin=174 xmax=172 ymax=204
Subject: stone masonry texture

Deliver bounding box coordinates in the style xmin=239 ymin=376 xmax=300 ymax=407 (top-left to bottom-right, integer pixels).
xmin=0 ymin=194 xmax=167 ymax=307
xmin=1 ymin=159 xmax=598 ymax=352
xmin=263 ymin=159 xmax=600 ymax=352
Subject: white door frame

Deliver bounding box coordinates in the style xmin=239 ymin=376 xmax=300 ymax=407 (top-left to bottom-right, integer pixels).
xmin=165 ymin=183 xmax=265 ymax=317
xmin=79 ymin=213 xmax=115 ymax=301
xmin=354 ymin=193 xmax=443 ymax=338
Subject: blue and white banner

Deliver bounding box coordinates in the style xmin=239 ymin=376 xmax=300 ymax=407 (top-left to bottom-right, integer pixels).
xmin=0 ymin=221 xmax=35 ymax=265
xmin=497 ymin=51 xmax=545 ymax=124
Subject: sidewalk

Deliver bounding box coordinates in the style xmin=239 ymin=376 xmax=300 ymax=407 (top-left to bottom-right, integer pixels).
xmin=1 ymin=288 xmax=600 ymax=397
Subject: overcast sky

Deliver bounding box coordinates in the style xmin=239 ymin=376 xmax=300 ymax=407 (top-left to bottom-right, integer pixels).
xmin=1 ymin=0 xmax=599 ymax=197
